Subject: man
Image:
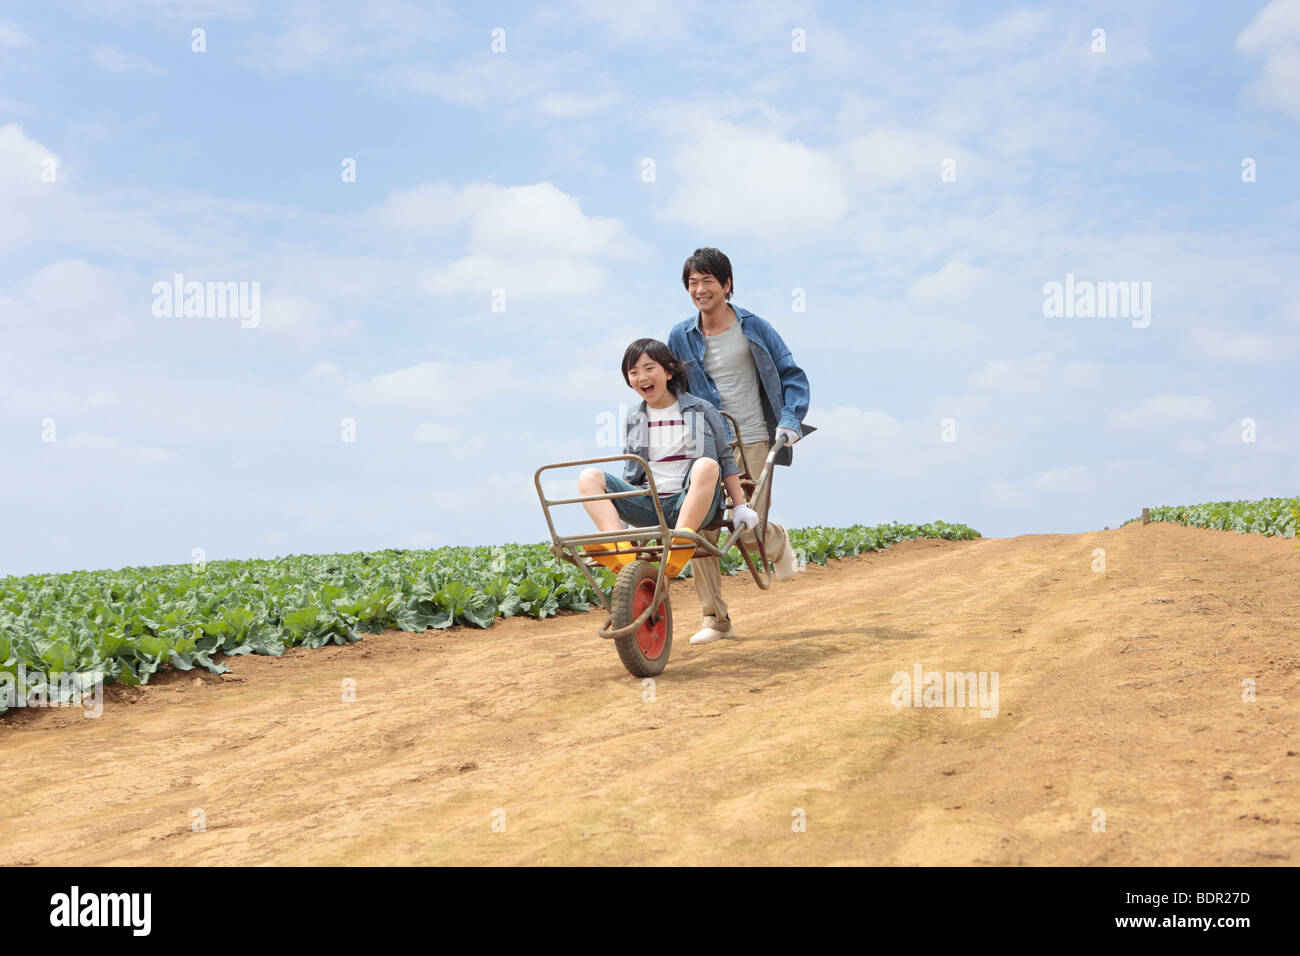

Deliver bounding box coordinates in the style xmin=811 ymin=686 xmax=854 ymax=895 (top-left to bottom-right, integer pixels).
xmin=667 ymin=247 xmax=815 ymax=646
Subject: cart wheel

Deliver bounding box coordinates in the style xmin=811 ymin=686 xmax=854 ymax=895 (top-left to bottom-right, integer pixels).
xmin=611 ymin=560 xmax=672 ymax=677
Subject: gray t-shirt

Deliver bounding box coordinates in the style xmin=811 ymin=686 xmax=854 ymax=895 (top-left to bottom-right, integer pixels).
xmin=702 ymin=316 xmax=768 ymax=444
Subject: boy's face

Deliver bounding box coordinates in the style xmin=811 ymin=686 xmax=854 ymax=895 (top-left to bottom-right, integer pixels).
xmin=687 ymin=268 xmax=729 ymax=312
xmin=627 ymin=354 xmax=672 ymax=406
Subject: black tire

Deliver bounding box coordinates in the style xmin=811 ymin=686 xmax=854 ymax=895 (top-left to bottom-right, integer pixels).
xmin=611 ymin=560 xmax=672 ymax=677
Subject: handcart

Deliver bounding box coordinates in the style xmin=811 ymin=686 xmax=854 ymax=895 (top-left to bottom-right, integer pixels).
xmin=534 ymin=413 xmax=790 ymax=677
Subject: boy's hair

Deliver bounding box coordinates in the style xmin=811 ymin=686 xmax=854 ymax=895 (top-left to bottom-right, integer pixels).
xmin=681 ymin=247 xmax=733 ymax=300
xmin=621 ymin=338 xmax=689 ymax=396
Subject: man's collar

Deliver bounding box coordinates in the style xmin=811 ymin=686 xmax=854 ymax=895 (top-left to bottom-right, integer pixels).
xmin=691 ymin=304 xmax=748 ymax=335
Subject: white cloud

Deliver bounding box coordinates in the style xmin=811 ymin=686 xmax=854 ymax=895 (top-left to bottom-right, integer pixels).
xmin=59 ymin=432 xmax=175 ymax=464
xmin=1035 ymin=465 xmax=1095 ymax=495
xmin=536 ymin=89 xmax=622 ymax=119
xmin=345 ymin=359 xmax=526 ymax=413
xmin=1060 ymin=362 xmax=1101 ymax=388
xmin=91 ymin=46 xmax=165 ymax=74
xmin=1106 ymin=394 xmax=1217 ymax=431
xmin=986 ymin=465 xmax=1095 ymax=509
xmin=306 ymin=362 xmax=339 ymax=382
xmin=1187 ymin=324 xmax=1298 ymax=363
xmin=0 ymin=259 xmax=139 ymax=345
xmin=970 ymin=353 xmax=1054 ymax=394
xmin=0 ymin=124 xmax=62 ymax=247
xmin=413 ymin=422 xmax=458 ymax=443
xmin=1236 ymin=0 xmax=1300 ymax=55
xmin=969 ymin=354 xmax=1101 ymax=394
xmin=1236 ymin=0 xmax=1300 ymax=121
xmin=240 ymin=1 xmax=447 ymax=75
xmin=373 ymin=181 xmax=638 ymax=299
xmin=803 ymin=405 xmax=954 ymax=478
xmin=424 ymin=470 xmax=536 ymax=518
xmin=0 ymin=20 xmax=32 ymax=48
xmin=563 ymin=0 xmax=689 ymax=46
xmin=385 ymin=56 xmax=557 ymax=110
xmin=906 ymin=261 xmax=990 ymax=304
xmin=921 ymin=9 xmax=1054 ymax=61
xmin=256 ymin=291 xmax=358 ymax=346
xmin=842 ymin=128 xmax=980 ymax=189
xmin=810 ymin=405 xmax=905 ymax=445
xmin=373 ymin=181 xmax=634 ymax=259
xmin=421 ymin=255 xmax=608 ymax=299
xmin=985 ymin=480 xmax=1028 ymax=510
xmin=655 ymin=115 xmax=851 ymax=242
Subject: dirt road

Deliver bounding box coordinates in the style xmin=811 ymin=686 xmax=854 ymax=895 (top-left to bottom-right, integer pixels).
xmin=3 ymin=523 xmax=1297 ymax=865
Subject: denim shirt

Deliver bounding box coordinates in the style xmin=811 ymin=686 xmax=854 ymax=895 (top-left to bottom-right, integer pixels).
xmin=621 ymin=390 xmax=741 ymax=489
xmin=667 ymin=306 xmax=814 ymax=467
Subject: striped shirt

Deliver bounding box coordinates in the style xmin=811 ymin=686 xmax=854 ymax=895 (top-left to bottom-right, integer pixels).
xmin=646 ymin=399 xmax=691 ymax=496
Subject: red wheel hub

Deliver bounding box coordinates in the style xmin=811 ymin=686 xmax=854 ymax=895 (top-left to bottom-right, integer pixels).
xmin=632 ymin=577 xmax=667 ymax=659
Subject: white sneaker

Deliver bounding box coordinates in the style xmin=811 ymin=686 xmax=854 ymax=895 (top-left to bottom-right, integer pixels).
xmin=691 ymin=623 xmax=734 ymax=645
xmin=772 ymin=530 xmax=799 ymax=582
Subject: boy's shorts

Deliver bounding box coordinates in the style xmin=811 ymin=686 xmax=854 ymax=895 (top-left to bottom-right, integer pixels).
xmin=601 ymin=467 xmax=725 ymax=529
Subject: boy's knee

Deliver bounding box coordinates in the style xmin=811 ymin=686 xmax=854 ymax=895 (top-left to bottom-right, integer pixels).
xmin=578 ymin=468 xmax=606 ymax=491
xmin=693 ymin=457 xmax=720 ymax=479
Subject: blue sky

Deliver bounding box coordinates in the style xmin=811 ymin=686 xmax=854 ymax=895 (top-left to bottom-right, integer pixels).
xmin=2 ymin=0 xmax=1298 ymax=577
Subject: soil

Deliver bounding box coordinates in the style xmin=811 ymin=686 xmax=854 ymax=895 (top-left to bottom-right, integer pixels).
xmin=2 ymin=522 xmax=1297 ymax=865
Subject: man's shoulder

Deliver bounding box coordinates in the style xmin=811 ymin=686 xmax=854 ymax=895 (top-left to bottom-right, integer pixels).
xmin=668 ymin=315 xmax=697 ymax=339
xmin=733 ymin=306 xmax=769 ymax=331
xmin=734 ymin=307 xmax=790 ymax=351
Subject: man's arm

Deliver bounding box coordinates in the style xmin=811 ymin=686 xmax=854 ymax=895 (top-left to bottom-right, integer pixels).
xmin=723 ymin=472 xmax=746 ymax=507
xmin=754 ymin=318 xmax=811 ymax=435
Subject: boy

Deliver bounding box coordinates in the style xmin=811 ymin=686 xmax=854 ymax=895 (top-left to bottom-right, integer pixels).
xmin=577 ymin=338 xmax=760 ymax=578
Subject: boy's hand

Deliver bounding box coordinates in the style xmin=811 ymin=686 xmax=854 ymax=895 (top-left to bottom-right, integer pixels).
xmin=775 ymin=426 xmax=801 ymax=445
xmin=732 ymin=504 xmax=760 ymax=532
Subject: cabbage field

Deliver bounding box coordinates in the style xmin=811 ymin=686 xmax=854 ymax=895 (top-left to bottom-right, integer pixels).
xmin=0 ymin=520 xmax=979 ymax=713
xmin=1129 ymin=497 xmax=1300 ymax=538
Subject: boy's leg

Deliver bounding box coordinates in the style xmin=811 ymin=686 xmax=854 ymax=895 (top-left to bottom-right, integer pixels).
xmin=575 ymin=469 xmax=638 ymax=571
xmin=577 ymin=468 xmax=624 ymax=531
xmin=663 ymin=458 xmax=720 ymax=578
xmin=674 ymin=457 xmax=720 ymax=531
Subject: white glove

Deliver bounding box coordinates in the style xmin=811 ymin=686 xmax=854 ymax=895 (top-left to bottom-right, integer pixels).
xmin=775 ymin=426 xmax=801 ymax=446
xmin=731 ymin=504 xmax=760 ymax=532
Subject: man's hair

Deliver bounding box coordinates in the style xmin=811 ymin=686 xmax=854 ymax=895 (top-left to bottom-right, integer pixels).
xmin=681 ymin=247 xmax=733 ymax=300
xmin=621 ymin=338 xmax=690 ymax=395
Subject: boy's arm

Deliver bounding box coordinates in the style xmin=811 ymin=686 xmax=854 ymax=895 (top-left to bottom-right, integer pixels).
xmin=699 ymin=403 xmax=745 ymax=505
xmin=699 ymin=404 xmax=739 ymax=481
xmin=622 ymin=408 xmax=648 ymax=486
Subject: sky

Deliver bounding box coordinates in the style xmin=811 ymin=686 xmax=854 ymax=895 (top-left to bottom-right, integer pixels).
xmin=2 ymin=0 xmax=1298 ymax=577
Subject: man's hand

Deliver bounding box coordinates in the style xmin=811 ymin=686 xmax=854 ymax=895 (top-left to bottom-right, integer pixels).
xmin=732 ymin=504 xmax=760 ymax=532
xmin=775 ymin=426 xmax=801 ymax=446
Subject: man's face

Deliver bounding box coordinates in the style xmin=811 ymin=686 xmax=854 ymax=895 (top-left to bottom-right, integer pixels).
xmin=687 ymin=269 xmax=729 ymax=312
